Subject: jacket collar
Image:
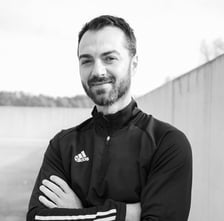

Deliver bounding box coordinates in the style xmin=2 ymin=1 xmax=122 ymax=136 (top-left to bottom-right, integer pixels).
xmin=92 ymin=98 xmax=139 ymax=135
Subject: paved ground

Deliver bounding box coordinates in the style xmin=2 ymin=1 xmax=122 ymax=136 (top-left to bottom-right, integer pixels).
xmin=0 ymin=141 xmax=46 ymax=221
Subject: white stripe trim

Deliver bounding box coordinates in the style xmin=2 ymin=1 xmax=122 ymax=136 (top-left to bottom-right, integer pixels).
xmin=81 ymin=151 xmax=87 ymax=157
xmin=94 ymin=216 xmax=116 ymax=221
xmin=35 ymin=209 xmax=116 ymax=220
xmin=96 ymin=209 xmax=116 ymax=216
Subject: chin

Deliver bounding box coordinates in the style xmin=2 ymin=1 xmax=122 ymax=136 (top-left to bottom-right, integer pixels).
xmin=92 ymin=94 xmax=116 ymax=106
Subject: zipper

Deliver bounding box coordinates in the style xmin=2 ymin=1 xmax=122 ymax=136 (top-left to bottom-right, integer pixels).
xmin=97 ymin=135 xmax=111 ymax=187
xmin=106 ymin=135 xmax=111 ymax=144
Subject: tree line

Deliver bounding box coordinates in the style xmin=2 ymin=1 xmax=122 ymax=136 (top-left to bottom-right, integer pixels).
xmin=0 ymin=91 xmax=93 ymax=108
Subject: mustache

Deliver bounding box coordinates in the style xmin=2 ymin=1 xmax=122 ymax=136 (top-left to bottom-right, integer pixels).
xmin=88 ymin=76 xmax=115 ymax=86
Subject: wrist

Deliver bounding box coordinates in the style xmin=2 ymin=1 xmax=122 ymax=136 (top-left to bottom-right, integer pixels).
xmin=125 ymin=203 xmax=141 ymax=221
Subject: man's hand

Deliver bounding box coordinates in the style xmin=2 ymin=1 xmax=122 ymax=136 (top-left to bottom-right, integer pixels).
xmin=39 ymin=175 xmax=83 ymax=209
xmin=126 ymin=203 xmax=141 ymax=221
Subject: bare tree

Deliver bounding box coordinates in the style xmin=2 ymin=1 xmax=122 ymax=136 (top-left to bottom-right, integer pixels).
xmin=200 ymin=38 xmax=224 ymax=63
xmin=213 ymin=38 xmax=224 ymax=57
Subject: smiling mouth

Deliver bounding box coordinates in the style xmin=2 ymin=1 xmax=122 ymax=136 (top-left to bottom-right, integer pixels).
xmin=89 ymin=81 xmax=113 ymax=86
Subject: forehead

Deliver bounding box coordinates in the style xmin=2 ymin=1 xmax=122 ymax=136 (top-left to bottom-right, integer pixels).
xmin=78 ymin=26 xmax=128 ymax=56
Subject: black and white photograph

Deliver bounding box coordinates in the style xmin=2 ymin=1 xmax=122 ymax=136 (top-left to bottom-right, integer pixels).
xmin=0 ymin=0 xmax=224 ymax=220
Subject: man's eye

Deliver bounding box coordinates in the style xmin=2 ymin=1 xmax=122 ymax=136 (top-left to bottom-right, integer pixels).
xmin=104 ymin=57 xmax=117 ymax=63
xmin=81 ymin=60 xmax=92 ymax=65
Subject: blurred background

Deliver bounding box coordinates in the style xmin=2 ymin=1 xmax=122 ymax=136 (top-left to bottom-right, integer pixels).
xmin=0 ymin=0 xmax=224 ymax=220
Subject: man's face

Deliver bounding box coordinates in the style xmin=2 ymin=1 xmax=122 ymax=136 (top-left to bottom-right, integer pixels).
xmin=78 ymin=26 xmax=137 ymax=106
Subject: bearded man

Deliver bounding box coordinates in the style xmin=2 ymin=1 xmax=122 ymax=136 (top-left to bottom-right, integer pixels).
xmin=27 ymin=15 xmax=192 ymax=221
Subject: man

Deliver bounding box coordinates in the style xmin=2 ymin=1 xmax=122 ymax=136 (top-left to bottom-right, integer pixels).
xmin=27 ymin=15 xmax=192 ymax=221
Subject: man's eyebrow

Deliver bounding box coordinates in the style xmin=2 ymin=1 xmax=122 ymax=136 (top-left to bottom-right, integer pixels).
xmin=102 ymin=50 xmax=120 ymax=56
xmin=79 ymin=54 xmax=92 ymax=60
xmin=79 ymin=51 xmax=120 ymax=60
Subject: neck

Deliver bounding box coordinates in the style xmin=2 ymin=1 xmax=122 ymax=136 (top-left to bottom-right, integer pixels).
xmin=96 ymin=93 xmax=132 ymax=115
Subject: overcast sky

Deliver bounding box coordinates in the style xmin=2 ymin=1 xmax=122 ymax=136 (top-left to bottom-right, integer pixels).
xmin=0 ymin=0 xmax=224 ymax=97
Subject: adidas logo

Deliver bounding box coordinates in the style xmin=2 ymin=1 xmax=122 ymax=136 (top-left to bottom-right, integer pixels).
xmin=74 ymin=150 xmax=89 ymax=162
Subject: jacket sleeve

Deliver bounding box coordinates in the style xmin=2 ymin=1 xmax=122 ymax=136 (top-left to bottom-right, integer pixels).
xmin=26 ymin=132 xmax=126 ymax=221
xmin=140 ymin=130 xmax=192 ymax=221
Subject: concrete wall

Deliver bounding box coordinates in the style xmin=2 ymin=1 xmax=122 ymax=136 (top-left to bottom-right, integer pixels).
xmin=0 ymin=107 xmax=91 ymax=143
xmin=137 ymin=54 xmax=224 ymax=221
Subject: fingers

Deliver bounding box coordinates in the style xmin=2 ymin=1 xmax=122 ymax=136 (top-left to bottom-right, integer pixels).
xmin=50 ymin=175 xmax=71 ymax=193
xmin=39 ymin=195 xmax=57 ymax=208
xmin=42 ymin=179 xmax=64 ymax=197
xmin=39 ymin=175 xmax=77 ymax=208
xmin=39 ymin=184 xmax=59 ymax=204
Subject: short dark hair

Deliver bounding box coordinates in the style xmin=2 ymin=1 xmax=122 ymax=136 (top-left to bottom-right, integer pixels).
xmin=78 ymin=15 xmax=136 ymax=56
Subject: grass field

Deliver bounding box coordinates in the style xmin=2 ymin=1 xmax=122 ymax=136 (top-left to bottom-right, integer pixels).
xmin=0 ymin=141 xmax=46 ymax=221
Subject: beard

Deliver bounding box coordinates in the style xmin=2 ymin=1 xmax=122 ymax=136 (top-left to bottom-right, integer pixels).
xmin=82 ymin=69 xmax=131 ymax=106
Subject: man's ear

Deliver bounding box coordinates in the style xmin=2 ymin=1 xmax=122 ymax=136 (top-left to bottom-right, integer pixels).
xmin=131 ymin=55 xmax=138 ymax=76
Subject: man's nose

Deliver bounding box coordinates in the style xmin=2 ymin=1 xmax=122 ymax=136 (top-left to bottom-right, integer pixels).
xmin=91 ymin=60 xmax=106 ymax=77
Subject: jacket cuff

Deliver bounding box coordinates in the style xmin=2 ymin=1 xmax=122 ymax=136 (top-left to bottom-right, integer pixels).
xmin=117 ymin=202 xmax=126 ymax=221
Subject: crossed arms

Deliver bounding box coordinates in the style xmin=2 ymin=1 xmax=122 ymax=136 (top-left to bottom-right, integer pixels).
xmin=27 ymin=129 xmax=192 ymax=221
xmin=38 ymin=175 xmax=141 ymax=221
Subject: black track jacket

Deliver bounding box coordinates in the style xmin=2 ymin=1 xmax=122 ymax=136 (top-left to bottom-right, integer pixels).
xmin=27 ymin=99 xmax=192 ymax=221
